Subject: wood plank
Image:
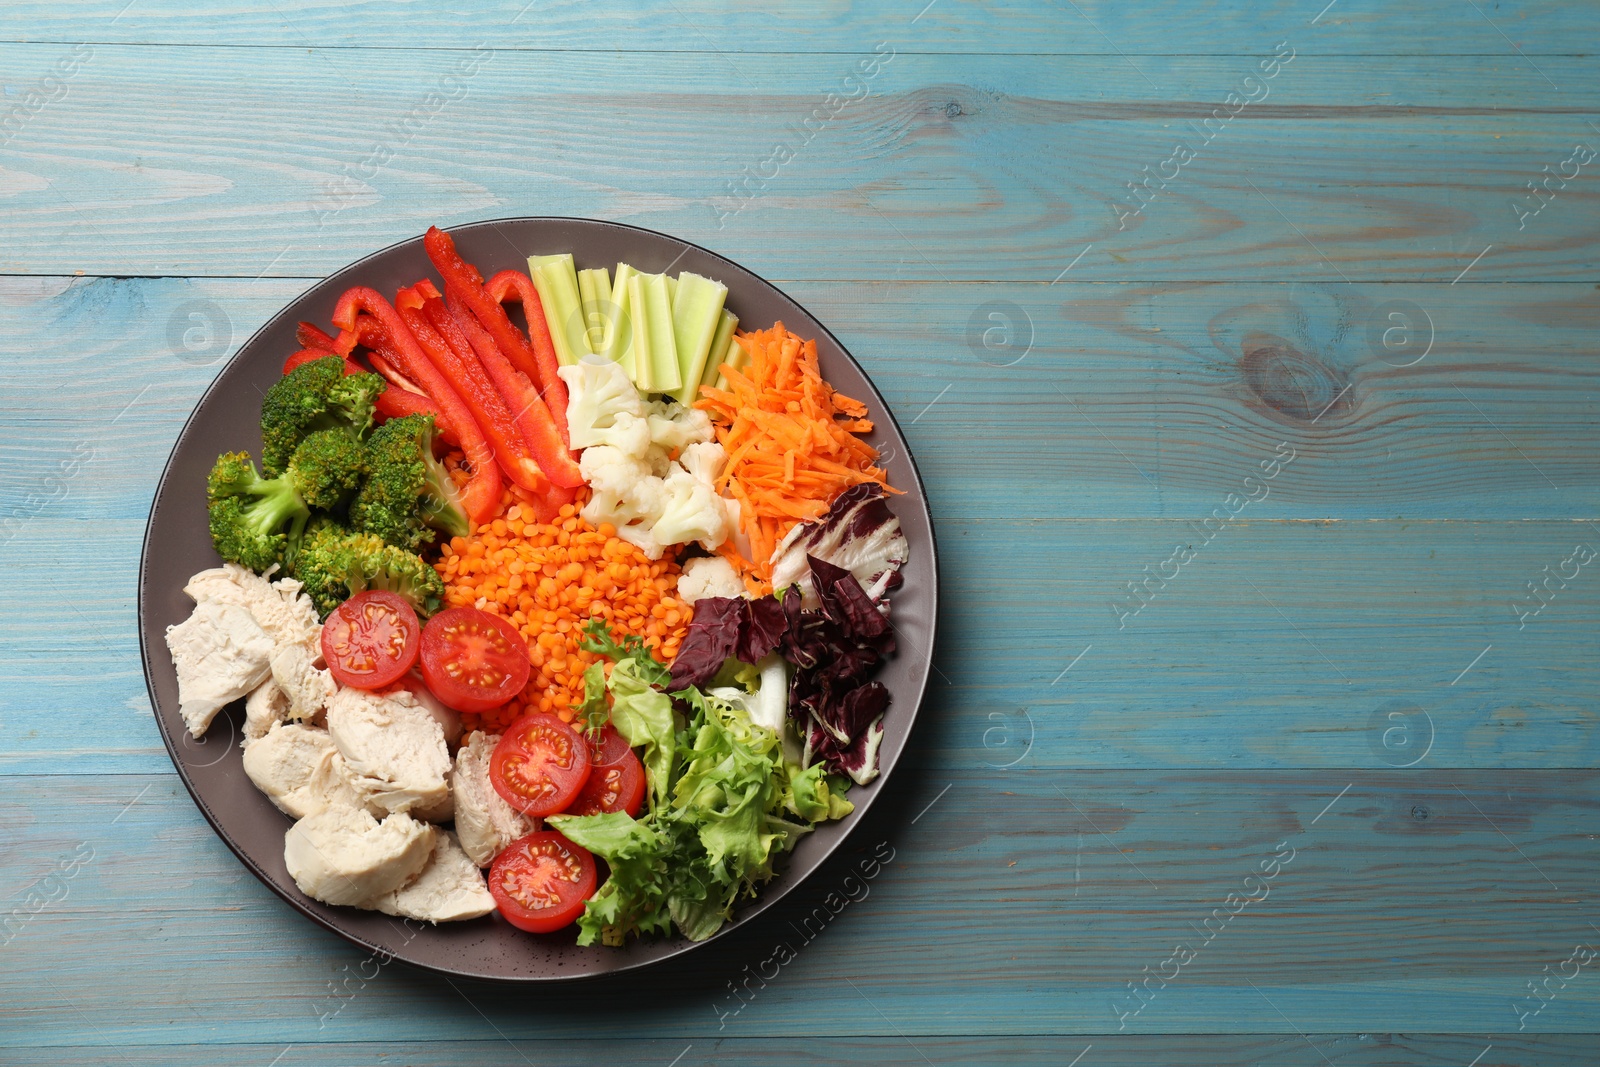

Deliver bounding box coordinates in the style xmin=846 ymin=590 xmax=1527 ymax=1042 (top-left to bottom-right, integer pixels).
xmin=2 ymin=770 xmax=1597 ymax=1044
xmin=4 ymin=514 xmax=1598 ymax=774
xmin=3 ymin=277 xmax=1597 ymax=773
xmin=2 ymin=48 xmax=1599 ymax=281
xmin=4 ymin=1035 xmax=1592 ymax=1067
xmin=3 ymin=277 xmax=1597 ymax=521
xmin=1 ymin=0 xmax=1595 ymax=55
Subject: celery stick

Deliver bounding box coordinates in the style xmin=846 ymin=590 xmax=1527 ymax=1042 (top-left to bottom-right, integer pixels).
xmin=626 ymin=272 xmax=680 ymax=393
xmin=664 ymin=275 xmax=677 ymax=305
xmin=578 ymin=268 xmax=611 ymax=354
xmin=702 ymin=308 xmax=739 ymax=390
xmin=527 ymin=253 xmax=591 ymax=365
xmin=668 ymin=272 xmax=729 ymax=404
xmin=602 ymin=263 xmax=640 ymax=379
xmin=717 ymin=321 xmax=751 ymax=390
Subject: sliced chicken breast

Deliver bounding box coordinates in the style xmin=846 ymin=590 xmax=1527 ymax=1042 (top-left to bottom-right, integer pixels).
xmin=453 ymin=731 xmax=536 ymax=867
xmin=370 ymin=830 xmax=494 ymax=923
xmin=241 ymin=722 xmax=372 ymax=820
xmin=326 ymin=687 xmax=452 ymax=818
xmin=284 ymin=807 xmax=435 ymax=907
xmin=184 ymin=564 xmax=321 ymax=648
xmin=270 ymin=641 xmax=336 ymax=722
xmin=166 ymin=599 xmax=275 ymax=737
xmin=243 ymin=677 xmax=290 ymax=742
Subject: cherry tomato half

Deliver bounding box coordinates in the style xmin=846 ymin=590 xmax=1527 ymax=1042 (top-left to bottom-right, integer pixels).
xmin=566 ymin=744 xmax=646 ymax=817
xmin=585 ymin=725 xmax=632 ymax=767
xmin=420 ymin=607 xmax=532 ymax=713
xmin=320 ymin=590 xmax=420 ymax=690
xmin=490 ymin=713 xmax=591 ymax=817
xmin=488 ymin=830 xmax=597 ymax=933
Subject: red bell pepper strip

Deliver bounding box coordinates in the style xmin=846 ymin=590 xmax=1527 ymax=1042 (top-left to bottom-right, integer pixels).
xmin=432 ymin=303 xmax=581 ymax=521
xmin=422 ymin=289 xmax=583 ymax=491
xmin=296 ymin=321 xmax=340 ymax=353
xmin=483 ymin=268 xmax=570 ymax=443
xmin=368 ymin=366 xmax=459 ymax=446
xmin=330 ymin=287 xmax=502 ymax=525
xmin=393 ymin=284 xmax=564 ymax=495
xmin=422 ymin=226 xmax=571 ymax=446
xmin=282 ymin=349 xmax=363 ymax=377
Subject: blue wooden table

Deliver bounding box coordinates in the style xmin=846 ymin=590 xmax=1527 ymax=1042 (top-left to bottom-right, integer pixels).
xmin=3 ymin=2 xmax=1598 ymax=1063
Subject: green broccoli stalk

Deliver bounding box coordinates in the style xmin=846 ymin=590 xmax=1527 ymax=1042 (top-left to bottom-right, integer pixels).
xmin=290 ymin=518 xmax=445 ymax=618
xmin=349 ymin=414 xmax=469 ymax=551
xmin=206 ymin=451 xmax=312 ymax=571
xmin=260 ymin=356 xmax=386 ymax=475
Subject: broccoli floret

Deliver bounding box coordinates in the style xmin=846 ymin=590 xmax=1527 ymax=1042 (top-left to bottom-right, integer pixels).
xmin=289 ymin=519 xmax=445 ymax=619
xmin=285 ymin=428 xmax=366 ymax=511
xmin=260 ymin=356 xmax=386 ymax=475
xmin=349 ymin=414 xmax=469 ymax=551
xmin=206 ymin=451 xmax=311 ymax=571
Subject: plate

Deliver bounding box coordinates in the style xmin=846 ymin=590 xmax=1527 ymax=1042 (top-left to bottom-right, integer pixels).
xmin=137 ymin=218 xmax=937 ymax=980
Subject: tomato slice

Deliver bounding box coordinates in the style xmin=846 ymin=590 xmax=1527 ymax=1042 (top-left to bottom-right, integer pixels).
xmin=488 ymin=830 xmax=597 ymax=933
xmin=420 ymin=607 xmax=531 ymax=713
xmin=490 ymin=713 xmax=591 ymax=817
xmin=566 ymin=744 xmax=646 ymax=817
xmin=584 ymin=725 xmax=632 ymax=767
xmin=320 ymin=590 xmax=420 ymax=689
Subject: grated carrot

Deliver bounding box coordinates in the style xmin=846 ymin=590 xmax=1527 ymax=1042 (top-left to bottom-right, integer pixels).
xmin=694 ymin=322 xmax=898 ymax=585
xmin=433 ymin=482 xmax=689 ymax=732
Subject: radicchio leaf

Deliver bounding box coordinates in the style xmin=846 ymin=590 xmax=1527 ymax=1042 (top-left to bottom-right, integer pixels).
xmin=768 ymin=483 xmax=908 ymax=607
xmin=667 ymin=595 xmax=742 ymax=690
xmin=668 ymin=594 xmax=789 ymax=691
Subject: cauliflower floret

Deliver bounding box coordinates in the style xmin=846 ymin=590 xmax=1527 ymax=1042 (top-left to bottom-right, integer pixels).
xmin=568 ymin=366 xmax=732 ymax=557
xmin=558 ymin=360 xmax=645 ymax=450
xmin=678 ymin=440 xmax=726 ymax=484
xmin=676 ymin=557 xmax=745 ymax=604
xmin=579 ymin=446 xmax=667 ymax=558
xmin=645 ymin=401 xmax=713 ymax=452
xmin=650 ymin=464 xmax=729 ymax=550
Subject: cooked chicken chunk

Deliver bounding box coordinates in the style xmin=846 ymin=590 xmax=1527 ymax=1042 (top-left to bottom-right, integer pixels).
xmin=166 ymin=599 xmax=275 ymax=737
xmin=183 ymin=564 xmax=321 ymax=648
xmin=452 ymin=731 xmax=536 ymax=867
xmin=283 ymin=807 xmax=435 ymax=907
xmin=326 ymin=687 xmax=452 ymax=818
xmin=243 ymin=677 xmax=290 ymax=742
xmin=401 ymin=680 xmax=463 ymax=748
xmin=370 ymin=830 xmax=494 ymax=923
xmin=241 ymin=722 xmax=372 ymax=820
xmin=270 ymin=641 xmax=336 ymax=722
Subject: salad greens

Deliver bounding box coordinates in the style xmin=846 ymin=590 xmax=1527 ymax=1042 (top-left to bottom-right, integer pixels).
xmin=548 ymin=618 xmax=853 ymax=945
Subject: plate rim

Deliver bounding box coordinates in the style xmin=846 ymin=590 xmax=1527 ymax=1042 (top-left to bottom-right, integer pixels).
xmin=137 ymin=216 xmax=940 ymax=982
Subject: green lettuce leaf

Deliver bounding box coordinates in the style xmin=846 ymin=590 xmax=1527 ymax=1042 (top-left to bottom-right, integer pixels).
xmin=609 ymin=657 xmax=678 ymax=809
xmin=563 ymin=624 xmax=857 ymax=945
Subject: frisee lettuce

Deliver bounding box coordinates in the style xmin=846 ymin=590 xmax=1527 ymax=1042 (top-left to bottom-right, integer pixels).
xmin=549 ymin=621 xmax=852 ymax=945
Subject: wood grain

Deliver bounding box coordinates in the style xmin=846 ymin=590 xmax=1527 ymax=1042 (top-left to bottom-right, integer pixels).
xmin=3 ymin=278 xmax=1597 ymax=521
xmin=2 ymin=0 xmax=1598 ymax=54
xmin=2 ymin=277 xmax=1597 ymax=776
xmin=4 ymin=1035 xmax=1593 ymax=1067
xmin=2 ymin=770 xmax=1597 ymax=1045
xmin=2 ymin=48 xmax=1599 ymax=281
xmin=2 ymin=1 xmax=1598 ymax=1057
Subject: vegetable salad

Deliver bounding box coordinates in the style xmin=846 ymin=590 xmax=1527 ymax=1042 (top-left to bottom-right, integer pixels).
xmin=180 ymin=225 xmax=910 ymax=945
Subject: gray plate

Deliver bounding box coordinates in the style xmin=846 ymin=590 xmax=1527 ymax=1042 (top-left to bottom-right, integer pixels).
xmin=137 ymin=218 xmax=937 ymax=981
